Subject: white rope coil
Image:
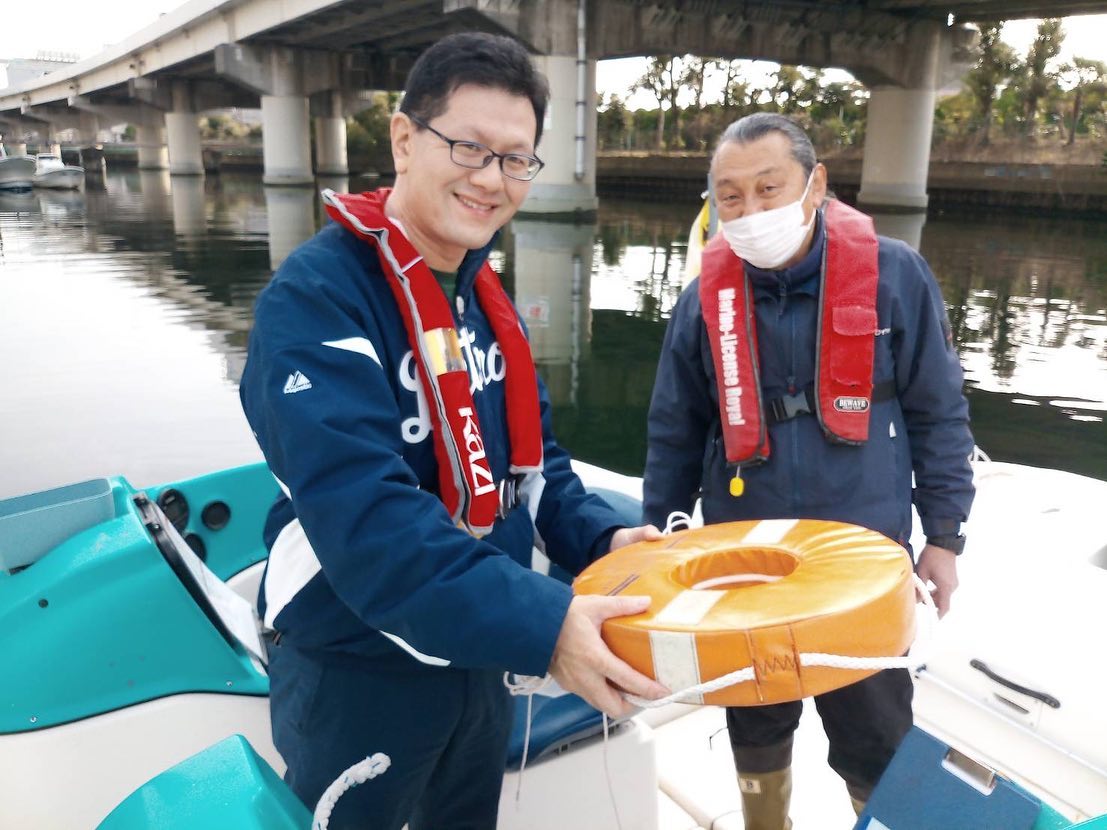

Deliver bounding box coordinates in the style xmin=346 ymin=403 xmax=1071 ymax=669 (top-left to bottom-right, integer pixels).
xmin=312 ymin=753 xmax=391 ymax=830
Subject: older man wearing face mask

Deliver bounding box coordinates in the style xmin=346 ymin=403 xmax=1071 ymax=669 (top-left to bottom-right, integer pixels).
xmin=642 ymin=112 xmax=975 ymax=828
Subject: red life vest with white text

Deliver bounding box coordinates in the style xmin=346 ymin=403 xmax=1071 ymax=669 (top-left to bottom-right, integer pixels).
xmin=323 ymin=188 xmax=543 ymax=537
xmin=699 ymin=199 xmax=880 ymax=469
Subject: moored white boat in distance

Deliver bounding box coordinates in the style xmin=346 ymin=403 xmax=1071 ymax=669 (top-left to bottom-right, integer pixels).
xmin=32 ymin=153 xmax=84 ymax=190
xmin=0 ymin=144 xmax=36 ymax=192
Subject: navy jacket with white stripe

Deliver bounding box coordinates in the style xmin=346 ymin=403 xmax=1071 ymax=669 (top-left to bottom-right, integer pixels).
xmin=643 ymin=213 xmax=975 ymax=548
xmin=239 ymin=218 xmax=624 ymax=676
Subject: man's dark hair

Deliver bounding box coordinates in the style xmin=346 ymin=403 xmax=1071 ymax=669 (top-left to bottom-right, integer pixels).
xmin=399 ymin=32 xmax=549 ymax=147
xmin=715 ymin=112 xmax=817 ymax=177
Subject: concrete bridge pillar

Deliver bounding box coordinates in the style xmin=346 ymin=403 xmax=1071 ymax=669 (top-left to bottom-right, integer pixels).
xmin=262 ymin=51 xmax=313 ymax=186
xmin=522 ymin=54 xmax=598 ymax=217
xmin=136 ymin=124 xmax=169 ymax=170
xmin=41 ymin=124 xmax=62 ymax=158
xmin=857 ymin=23 xmax=941 ymax=212
xmin=515 ymin=0 xmax=598 ymax=217
xmin=313 ymin=90 xmax=348 ymax=176
xmin=858 ymin=88 xmax=936 ymax=211
xmin=215 ymin=43 xmax=346 ymax=184
xmin=166 ymin=81 xmax=204 ymax=176
xmin=8 ymin=142 xmax=28 ymax=156
xmin=263 ymin=96 xmax=312 ymax=185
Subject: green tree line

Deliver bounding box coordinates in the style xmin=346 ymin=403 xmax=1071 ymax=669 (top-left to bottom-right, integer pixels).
xmin=599 ymin=20 xmax=1107 ymax=156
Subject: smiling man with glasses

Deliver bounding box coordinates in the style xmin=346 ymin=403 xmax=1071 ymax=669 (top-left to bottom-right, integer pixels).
xmin=407 ymin=113 xmax=545 ymax=181
xmin=239 ymin=30 xmax=667 ymax=830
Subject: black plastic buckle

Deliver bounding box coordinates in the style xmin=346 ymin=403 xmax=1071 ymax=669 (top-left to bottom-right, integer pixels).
xmin=769 ymin=390 xmax=812 ymax=423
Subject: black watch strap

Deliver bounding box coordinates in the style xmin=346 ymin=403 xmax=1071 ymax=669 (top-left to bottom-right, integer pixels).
xmin=926 ymin=533 xmax=966 ymax=555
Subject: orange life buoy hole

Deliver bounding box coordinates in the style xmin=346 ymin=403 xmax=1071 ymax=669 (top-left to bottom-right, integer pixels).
xmin=673 ymin=546 xmax=799 ymax=591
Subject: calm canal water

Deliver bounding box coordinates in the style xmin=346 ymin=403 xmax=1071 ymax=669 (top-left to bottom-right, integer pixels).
xmin=1 ymin=169 xmax=1105 ymax=500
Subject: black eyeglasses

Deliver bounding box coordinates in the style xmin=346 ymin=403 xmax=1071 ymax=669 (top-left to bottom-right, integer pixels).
xmin=408 ymin=115 xmax=545 ymax=182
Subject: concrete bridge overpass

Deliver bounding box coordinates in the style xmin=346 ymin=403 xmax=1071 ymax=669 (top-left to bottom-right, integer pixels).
xmin=2 ymin=0 xmax=1105 ymax=214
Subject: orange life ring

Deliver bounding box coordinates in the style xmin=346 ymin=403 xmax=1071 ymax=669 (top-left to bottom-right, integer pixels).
xmin=573 ymin=518 xmax=916 ymax=706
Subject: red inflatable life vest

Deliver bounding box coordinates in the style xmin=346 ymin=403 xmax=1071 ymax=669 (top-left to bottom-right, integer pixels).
xmin=323 ymin=188 xmax=543 ymax=536
xmin=699 ymin=199 xmax=880 ymax=474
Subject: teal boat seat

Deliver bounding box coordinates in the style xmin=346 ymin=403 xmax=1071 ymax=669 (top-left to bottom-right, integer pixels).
xmin=0 ymin=478 xmax=114 ymax=571
xmin=0 ymin=469 xmax=270 ymax=735
xmin=507 ymin=691 xmax=612 ymax=769
xmin=95 ymin=735 xmax=310 ymax=830
xmin=856 ymin=727 xmax=1069 ymax=830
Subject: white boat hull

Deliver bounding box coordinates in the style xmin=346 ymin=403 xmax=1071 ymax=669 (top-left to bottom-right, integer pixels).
xmin=5 ymin=461 xmax=1106 ymax=828
xmin=0 ymin=156 xmax=35 ymax=191
xmin=0 ymin=693 xmax=277 ymax=830
xmin=33 ymin=167 xmax=84 ymax=190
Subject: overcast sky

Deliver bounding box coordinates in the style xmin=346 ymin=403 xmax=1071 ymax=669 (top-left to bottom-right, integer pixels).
xmin=2 ymin=3 xmax=1106 ymax=105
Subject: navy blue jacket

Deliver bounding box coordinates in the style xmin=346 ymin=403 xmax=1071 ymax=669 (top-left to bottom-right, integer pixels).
xmin=240 ymin=217 xmax=624 ymax=676
xmin=643 ymin=212 xmax=974 ymax=547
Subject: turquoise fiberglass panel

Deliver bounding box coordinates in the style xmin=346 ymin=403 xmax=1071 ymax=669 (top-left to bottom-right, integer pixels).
xmin=0 ymin=477 xmax=267 ymax=735
xmin=96 ymin=734 xmax=310 ymax=830
xmin=1031 ymin=801 xmax=1083 ymax=829
xmin=146 ymin=463 xmax=278 ymax=582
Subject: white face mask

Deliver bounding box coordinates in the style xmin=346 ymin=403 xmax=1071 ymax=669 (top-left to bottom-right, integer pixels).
xmin=719 ymin=170 xmax=816 ymax=270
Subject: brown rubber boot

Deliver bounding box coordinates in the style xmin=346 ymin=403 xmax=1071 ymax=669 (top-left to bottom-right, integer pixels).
xmin=736 ymin=768 xmax=793 ymax=830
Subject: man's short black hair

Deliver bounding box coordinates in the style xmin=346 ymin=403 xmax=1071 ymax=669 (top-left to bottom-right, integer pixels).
xmin=400 ymin=32 xmax=549 ymax=147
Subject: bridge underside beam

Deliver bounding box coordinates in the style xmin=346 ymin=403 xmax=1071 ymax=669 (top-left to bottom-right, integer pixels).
xmin=589 ymin=3 xmax=972 ymax=89
xmin=872 ymin=0 xmax=1107 ymax=21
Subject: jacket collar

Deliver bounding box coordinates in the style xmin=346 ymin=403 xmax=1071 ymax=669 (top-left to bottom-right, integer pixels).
xmin=745 ymin=210 xmax=825 ymax=298
xmin=331 ymin=188 xmax=499 ymax=303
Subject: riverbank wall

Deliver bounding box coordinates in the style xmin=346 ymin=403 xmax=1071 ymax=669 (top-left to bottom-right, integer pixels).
xmin=75 ymin=143 xmax=1107 ymax=214
xmin=597 ymin=152 xmax=1107 ymax=214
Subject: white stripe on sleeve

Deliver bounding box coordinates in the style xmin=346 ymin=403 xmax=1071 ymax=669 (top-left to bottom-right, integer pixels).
xmin=323 ymin=337 xmax=382 ymax=366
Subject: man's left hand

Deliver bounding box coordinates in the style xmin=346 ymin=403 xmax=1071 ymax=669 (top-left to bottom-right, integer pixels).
xmin=915 ymin=544 xmax=959 ymax=618
xmin=610 ymin=524 xmax=663 ymax=552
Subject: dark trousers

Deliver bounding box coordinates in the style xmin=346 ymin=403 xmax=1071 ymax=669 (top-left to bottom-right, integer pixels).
xmin=726 ymin=668 xmax=914 ymax=800
xmin=267 ymin=641 xmax=513 ymax=830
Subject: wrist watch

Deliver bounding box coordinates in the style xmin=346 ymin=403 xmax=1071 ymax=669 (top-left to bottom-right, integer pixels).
xmin=926 ymin=533 xmax=966 ymax=555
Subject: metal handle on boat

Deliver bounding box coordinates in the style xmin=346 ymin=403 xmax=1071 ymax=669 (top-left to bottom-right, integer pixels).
xmin=969 ymin=659 xmax=1060 ymax=709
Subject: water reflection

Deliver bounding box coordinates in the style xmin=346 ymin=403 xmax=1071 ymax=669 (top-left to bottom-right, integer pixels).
xmin=172 ymin=175 xmax=207 ymax=238
xmin=138 ymin=170 xmax=173 ymax=216
xmin=37 ymin=189 xmax=86 ymax=219
xmin=511 ymin=218 xmax=594 ymax=407
xmin=922 ymin=212 xmax=1107 ymax=393
xmin=0 ymin=189 xmax=39 ymax=215
xmin=871 ymin=212 xmax=926 ymax=251
xmin=1 ymin=174 xmax=1105 ymax=497
xmin=264 ymin=186 xmax=318 ymax=270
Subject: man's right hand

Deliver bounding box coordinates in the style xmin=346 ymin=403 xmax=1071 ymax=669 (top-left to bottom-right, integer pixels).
xmin=548 ymin=595 xmax=669 ymax=718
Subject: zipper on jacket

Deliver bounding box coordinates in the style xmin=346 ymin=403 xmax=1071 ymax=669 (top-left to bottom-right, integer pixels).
xmin=789 ymin=302 xmax=799 ymax=515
